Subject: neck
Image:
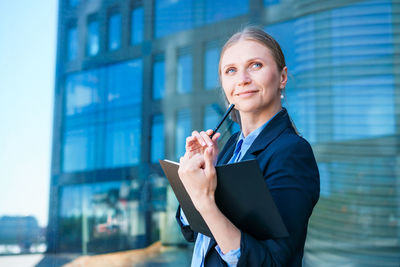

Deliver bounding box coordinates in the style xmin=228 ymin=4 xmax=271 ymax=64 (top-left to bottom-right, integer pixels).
xmin=240 ymin=104 xmax=282 ymax=137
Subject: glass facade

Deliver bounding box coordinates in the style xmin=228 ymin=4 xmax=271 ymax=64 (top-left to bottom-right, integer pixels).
xmin=67 ymin=26 xmax=78 ymax=61
xmin=87 ymin=19 xmax=99 ymax=56
xmin=51 ymin=1 xmax=399 ymax=264
xmin=152 ymin=57 xmax=165 ymax=100
xmin=177 ymin=51 xmax=192 ymax=94
xmin=154 ymin=0 xmax=249 ymax=38
xmin=131 ymin=7 xmax=144 ymax=45
xmin=63 ymin=59 xmax=143 ymax=172
xmin=204 ymin=43 xmax=220 ymax=90
xmin=154 ymin=0 xmax=193 ymax=38
xmin=204 ymin=0 xmax=248 ymax=24
xmin=151 ymin=114 xmax=164 ymax=163
xmin=264 ymin=0 xmax=279 ymax=5
xmin=108 ymin=13 xmax=121 ymax=51
xmin=175 ymin=109 xmax=191 ymax=160
xmin=68 ymin=0 xmax=79 ymax=8
xmin=59 ymin=181 xmax=147 ymax=253
xmin=203 ymin=104 xmax=221 ymax=131
xmin=264 ymin=0 xmax=400 ymax=265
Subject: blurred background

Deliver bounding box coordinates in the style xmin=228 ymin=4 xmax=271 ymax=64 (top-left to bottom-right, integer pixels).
xmin=0 ymin=0 xmax=399 ymax=266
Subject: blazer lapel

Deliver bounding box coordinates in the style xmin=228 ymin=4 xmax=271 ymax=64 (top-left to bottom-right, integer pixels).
xmin=217 ymin=132 xmax=239 ymax=165
xmin=241 ymin=108 xmax=292 ymax=161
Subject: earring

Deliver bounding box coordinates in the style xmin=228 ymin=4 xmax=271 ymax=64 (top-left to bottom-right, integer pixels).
xmin=280 ymin=94 xmax=284 ymax=99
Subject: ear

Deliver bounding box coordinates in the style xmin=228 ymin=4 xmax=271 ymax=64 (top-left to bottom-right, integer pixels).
xmin=279 ymin=66 xmax=288 ymax=89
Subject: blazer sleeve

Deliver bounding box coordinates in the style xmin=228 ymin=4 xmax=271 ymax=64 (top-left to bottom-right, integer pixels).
xmin=237 ymin=137 xmax=320 ymax=266
xmin=175 ymin=205 xmax=198 ymax=243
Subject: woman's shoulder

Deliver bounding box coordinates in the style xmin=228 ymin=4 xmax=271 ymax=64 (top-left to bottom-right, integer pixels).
xmin=273 ymin=127 xmax=315 ymax=157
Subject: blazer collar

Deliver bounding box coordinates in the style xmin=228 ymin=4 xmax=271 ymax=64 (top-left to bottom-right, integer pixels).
xmin=217 ymin=108 xmax=292 ymax=164
xmin=240 ymin=108 xmax=292 ymax=161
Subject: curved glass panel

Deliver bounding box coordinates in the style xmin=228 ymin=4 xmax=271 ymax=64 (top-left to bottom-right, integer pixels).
xmin=266 ymin=0 xmax=399 ymax=265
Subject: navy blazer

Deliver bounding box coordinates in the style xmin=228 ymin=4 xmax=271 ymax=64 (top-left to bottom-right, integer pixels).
xmin=176 ymin=108 xmax=320 ymax=266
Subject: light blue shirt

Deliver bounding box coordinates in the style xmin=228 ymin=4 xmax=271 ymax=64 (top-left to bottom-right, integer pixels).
xmin=181 ymin=111 xmax=280 ymax=267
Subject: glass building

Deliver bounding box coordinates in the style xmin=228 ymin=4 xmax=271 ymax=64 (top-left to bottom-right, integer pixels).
xmin=49 ymin=0 xmax=400 ymax=265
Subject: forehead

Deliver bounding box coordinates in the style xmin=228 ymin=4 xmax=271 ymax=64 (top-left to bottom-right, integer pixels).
xmin=220 ymin=40 xmax=274 ymax=66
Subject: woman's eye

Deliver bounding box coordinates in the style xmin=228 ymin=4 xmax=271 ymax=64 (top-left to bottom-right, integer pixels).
xmin=226 ymin=68 xmax=236 ymax=74
xmin=251 ymin=62 xmax=262 ymax=69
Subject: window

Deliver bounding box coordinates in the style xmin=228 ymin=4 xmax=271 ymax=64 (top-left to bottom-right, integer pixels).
xmin=131 ymin=7 xmax=144 ymax=45
xmin=105 ymin=118 xmax=141 ymax=167
xmin=154 ymin=0 xmax=248 ymax=38
xmin=63 ymin=126 xmax=96 ymax=172
xmin=154 ymin=0 xmax=193 ymax=38
xmin=65 ymin=69 xmax=102 ymax=116
xmin=175 ymin=109 xmax=191 ymax=160
xmin=87 ymin=19 xmax=99 ymax=56
xmin=203 ymin=104 xmax=221 ymax=130
xmin=152 ymin=57 xmax=165 ymax=100
xmin=68 ymin=0 xmax=79 ymax=8
xmin=263 ymin=0 xmax=279 ymax=6
xmin=67 ymin=26 xmax=78 ymax=61
xmin=108 ymin=13 xmax=121 ymax=51
xmin=107 ymin=59 xmax=143 ymax=108
xmin=59 ymin=181 xmax=146 ymax=252
xmin=151 ymin=114 xmax=164 ymax=163
xmin=265 ymin=19 xmax=316 ymax=143
xmin=177 ymin=51 xmax=192 ymax=94
xmin=204 ymin=44 xmax=220 ymax=90
xmin=204 ymin=0 xmax=248 ymax=24
xmin=63 ymin=59 xmax=143 ymax=172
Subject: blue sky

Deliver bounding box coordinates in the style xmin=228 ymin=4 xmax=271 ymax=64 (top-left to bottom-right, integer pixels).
xmin=0 ymin=0 xmax=57 ymax=227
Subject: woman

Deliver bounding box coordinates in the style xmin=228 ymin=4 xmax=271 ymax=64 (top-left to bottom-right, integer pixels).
xmin=176 ymin=26 xmax=320 ymax=266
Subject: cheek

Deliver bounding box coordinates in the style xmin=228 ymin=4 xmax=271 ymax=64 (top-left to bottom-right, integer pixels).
xmin=258 ymin=70 xmax=280 ymax=89
xmin=221 ymin=79 xmax=233 ymax=95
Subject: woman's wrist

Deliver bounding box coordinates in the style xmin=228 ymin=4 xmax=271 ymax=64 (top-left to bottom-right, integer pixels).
xmin=195 ymin=195 xmax=217 ymax=215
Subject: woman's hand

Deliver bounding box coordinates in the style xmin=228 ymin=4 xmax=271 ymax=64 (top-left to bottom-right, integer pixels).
xmin=178 ymin=145 xmax=241 ymax=254
xmin=185 ymin=129 xmax=221 ymax=160
xmin=178 ymin=145 xmax=219 ymax=213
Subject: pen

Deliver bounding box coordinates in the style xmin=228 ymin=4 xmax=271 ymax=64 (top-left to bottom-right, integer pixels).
xmin=209 ymin=103 xmax=235 ymax=139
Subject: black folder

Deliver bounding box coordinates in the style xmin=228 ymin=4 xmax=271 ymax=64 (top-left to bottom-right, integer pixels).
xmin=159 ymin=159 xmax=289 ymax=240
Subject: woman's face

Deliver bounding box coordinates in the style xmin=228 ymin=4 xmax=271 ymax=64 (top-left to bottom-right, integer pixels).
xmin=220 ymin=40 xmax=287 ymax=117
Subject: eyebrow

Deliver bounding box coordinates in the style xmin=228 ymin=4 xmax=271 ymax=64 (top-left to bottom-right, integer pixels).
xmin=222 ymin=57 xmax=264 ymax=70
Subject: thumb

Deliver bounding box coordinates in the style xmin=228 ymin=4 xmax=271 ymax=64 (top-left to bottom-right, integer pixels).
xmin=204 ymin=147 xmax=216 ymax=177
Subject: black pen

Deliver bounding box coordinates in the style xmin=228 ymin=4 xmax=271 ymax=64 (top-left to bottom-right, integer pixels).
xmin=209 ymin=104 xmax=235 ymax=139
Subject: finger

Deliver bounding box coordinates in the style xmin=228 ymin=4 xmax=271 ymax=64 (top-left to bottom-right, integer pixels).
xmin=200 ymin=131 xmax=213 ymax=147
xmin=186 ymin=136 xmax=200 ymax=150
xmin=204 ymin=147 xmax=216 ymax=178
xmin=193 ymin=131 xmax=207 ymax=147
xmin=205 ymin=129 xmax=213 ymax=136
xmin=186 ymin=136 xmax=194 ymax=147
xmin=211 ymin=132 xmax=221 ymax=143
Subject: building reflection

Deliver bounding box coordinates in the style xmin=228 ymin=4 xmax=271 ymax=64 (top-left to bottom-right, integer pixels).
xmin=49 ymin=0 xmax=400 ymax=265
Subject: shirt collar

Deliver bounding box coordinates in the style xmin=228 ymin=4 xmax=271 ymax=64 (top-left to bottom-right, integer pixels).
xmin=236 ymin=109 xmax=282 ymax=156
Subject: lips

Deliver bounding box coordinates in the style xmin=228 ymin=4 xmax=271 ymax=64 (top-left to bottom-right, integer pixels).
xmin=235 ymin=89 xmax=259 ymax=97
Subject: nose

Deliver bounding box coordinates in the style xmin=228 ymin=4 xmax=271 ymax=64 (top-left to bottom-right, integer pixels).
xmin=237 ymin=70 xmax=251 ymax=87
